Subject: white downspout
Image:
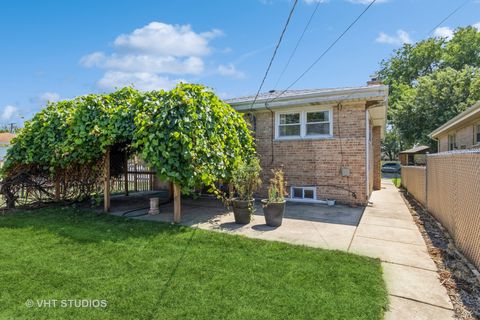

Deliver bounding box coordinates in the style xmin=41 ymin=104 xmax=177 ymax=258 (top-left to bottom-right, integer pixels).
xmin=365 ymin=110 xmax=369 ymax=202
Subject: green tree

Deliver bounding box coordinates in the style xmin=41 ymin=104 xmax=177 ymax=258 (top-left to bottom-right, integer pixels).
xmin=381 ymin=128 xmax=401 ymax=161
xmin=393 ymin=67 xmax=480 ymax=150
xmin=377 ymin=26 xmax=480 ymax=148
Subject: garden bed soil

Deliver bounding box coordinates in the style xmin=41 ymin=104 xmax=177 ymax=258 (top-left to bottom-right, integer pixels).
xmin=400 ymin=189 xmax=480 ymax=320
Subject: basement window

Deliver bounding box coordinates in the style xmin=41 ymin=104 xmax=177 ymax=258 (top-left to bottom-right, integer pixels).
xmin=291 ymin=187 xmax=316 ymax=200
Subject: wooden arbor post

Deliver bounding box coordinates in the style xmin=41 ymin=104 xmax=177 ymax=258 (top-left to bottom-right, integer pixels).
xmin=104 ymin=148 xmax=111 ymax=212
xmin=173 ymin=183 xmax=181 ymax=223
xmin=54 ymin=179 xmax=61 ymax=202
xmin=124 ymin=151 xmax=129 ymax=196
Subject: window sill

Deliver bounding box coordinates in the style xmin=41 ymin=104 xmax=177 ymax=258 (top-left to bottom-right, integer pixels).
xmin=274 ymin=135 xmax=333 ymax=142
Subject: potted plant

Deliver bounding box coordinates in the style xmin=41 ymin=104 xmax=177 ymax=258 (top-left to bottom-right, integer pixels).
xmin=230 ymin=158 xmax=262 ymax=224
xmin=261 ymin=168 xmax=287 ymax=227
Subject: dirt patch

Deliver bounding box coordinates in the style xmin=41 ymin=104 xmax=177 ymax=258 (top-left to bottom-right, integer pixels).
xmin=399 ymin=189 xmax=480 ymax=320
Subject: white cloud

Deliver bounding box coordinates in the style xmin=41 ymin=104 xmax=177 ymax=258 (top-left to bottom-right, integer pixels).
xmin=217 ymin=64 xmax=246 ymax=79
xmin=375 ymin=29 xmax=412 ymax=46
xmin=82 ymin=53 xmax=204 ymax=75
xmin=433 ymin=27 xmax=454 ymax=40
xmin=473 ymin=22 xmax=480 ymax=30
xmin=113 ymin=22 xmax=221 ymax=57
xmin=81 ymin=21 xmax=242 ymax=92
xmin=98 ymin=71 xmax=183 ymax=91
xmin=80 ymin=52 xmax=106 ymax=68
xmin=2 ymin=105 xmax=18 ymax=120
xmin=40 ymin=92 xmax=60 ymax=103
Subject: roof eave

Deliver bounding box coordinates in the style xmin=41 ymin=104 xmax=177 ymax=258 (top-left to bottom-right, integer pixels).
xmin=229 ymin=85 xmax=389 ymax=111
xmin=429 ymin=101 xmax=480 ymax=139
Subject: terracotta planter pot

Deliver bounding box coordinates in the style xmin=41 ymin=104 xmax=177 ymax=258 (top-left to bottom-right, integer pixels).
xmin=261 ymin=199 xmax=286 ymax=227
xmin=232 ymin=198 xmax=254 ymax=224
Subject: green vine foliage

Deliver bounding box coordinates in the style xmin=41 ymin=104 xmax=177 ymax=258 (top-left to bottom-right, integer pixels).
xmin=133 ymin=83 xmax=256 ymax=192
xmin=2 ymin=83 xmax=256 ymax=199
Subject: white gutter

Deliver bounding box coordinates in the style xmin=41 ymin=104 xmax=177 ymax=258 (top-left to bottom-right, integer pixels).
xmin=365 ymin=111 xmax=369 ymax=201
xmin=230 ymin=86 xmax=389 ymax=111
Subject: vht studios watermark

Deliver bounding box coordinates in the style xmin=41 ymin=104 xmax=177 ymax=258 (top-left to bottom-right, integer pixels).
xmin=25 ymin=299 xmax=108 ymax=308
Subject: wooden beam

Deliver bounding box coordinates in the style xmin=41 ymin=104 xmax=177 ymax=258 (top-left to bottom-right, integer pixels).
xmin=104 ymin=148 xmax=111 ymax=212
xmin=54 ymin=179 xmax=61 ymax=202
xmin=173 ymin=183 xmax=181 ymax=223
xmin=124 ymin=152 xmax=129 ymax=196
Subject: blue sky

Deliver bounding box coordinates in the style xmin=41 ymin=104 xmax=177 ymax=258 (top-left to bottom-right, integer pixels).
xmin=1 ymin=0 xmax=479 ymax=126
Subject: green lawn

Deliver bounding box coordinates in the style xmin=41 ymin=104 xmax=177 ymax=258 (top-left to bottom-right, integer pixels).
xmin=0 ymin=208 xmax=387 ymax=319
xmin=392 ymin=177 xmax=401 ymax=188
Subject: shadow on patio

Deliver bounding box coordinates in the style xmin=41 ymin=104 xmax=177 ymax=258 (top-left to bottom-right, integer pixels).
xmin=107 ymin=193 xmax=365 ymax=251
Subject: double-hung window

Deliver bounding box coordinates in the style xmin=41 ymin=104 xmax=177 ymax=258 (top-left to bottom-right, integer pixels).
xmin=278 ymin=113 xmax=301 ymax=137
xmin=448 ymin=133 xmax=456 ymax=151
xmin=306 ymin=111 xmax=330 ymax=136
xmin=276 ymin=109 xmax=332 ymax=139
xmin=475 ymin=123 xmax=480 ymax=145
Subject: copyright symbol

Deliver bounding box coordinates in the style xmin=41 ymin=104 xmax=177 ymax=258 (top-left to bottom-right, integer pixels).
xmin=25 ymin=299 xmax=34 ymax=308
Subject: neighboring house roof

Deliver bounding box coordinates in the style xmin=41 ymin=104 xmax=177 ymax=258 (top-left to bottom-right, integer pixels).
xmin=0 ymin=132 xmax=16 ymax=144
xmin=429 ymin=101 xmax=480 ymax=139
xmin=226 ymin=84 xmax=389 ymax=137
xmin=399 ymin=145 xmax=430 ymax=154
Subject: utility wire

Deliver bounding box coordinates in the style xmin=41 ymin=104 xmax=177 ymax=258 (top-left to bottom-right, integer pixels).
xmin=267 ymin=0 xmax=377 ymax=104
xmin=248 ymin=0 xmax=299 ymax=112
xmin=272 ymin=0 xmax=321 ymax=89
xmin=427 ymin=0 xmax=470 ymax=36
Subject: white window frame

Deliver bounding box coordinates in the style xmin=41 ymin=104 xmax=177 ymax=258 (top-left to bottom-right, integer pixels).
xmin=275 ymin=107 xmax=333 ymax=140
xmin=277 ymin=111 xmax=301 ymax=138
xmin=290 ymin=186 xmax=316 ymax=201
xmin=448 ymin=133 xmax=457 ymax=151
xmin=474 ymin=122 xmax=480 ymax=145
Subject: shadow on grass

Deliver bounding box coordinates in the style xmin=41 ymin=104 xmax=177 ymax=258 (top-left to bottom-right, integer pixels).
xmin=0 ymin=206 xmax=189 ymax=243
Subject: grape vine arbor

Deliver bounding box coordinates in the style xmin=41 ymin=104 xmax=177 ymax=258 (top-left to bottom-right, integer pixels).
xmin=1 ymin=84 xmax=255 ymax=222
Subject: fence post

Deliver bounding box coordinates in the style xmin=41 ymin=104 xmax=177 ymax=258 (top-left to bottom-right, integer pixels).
xmin=134 ymin=162 xmax=138 ymax=192
xmin=425 ymin=157 xmax=429 ymax=210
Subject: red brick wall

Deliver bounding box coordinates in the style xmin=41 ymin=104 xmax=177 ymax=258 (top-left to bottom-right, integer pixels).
xmin=250 ymin=102 xmax=368 ymax=205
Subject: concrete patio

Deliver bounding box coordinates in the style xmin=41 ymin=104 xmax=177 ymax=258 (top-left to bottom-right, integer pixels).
xmin=110 ymin=195 xmax=364 ymax=251
xmin=109 ymin=179 xmax=454 ymax=319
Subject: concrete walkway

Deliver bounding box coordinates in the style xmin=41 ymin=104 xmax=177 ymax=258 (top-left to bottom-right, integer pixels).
xmin=349 ymin=180 xmax=454 ymax=319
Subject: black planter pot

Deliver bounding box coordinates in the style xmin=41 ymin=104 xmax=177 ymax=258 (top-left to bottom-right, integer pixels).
xmin=232 ymin=198 xmax=254 ymax=224
xmin=261 ymin=199 xmax=286 ymax=227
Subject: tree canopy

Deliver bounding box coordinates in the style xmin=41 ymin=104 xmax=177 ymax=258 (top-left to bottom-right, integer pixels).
xmin=377 ymin=26 xmax=480 ymax=151
xmin=3 ymin=83 xmax=255 ymax=200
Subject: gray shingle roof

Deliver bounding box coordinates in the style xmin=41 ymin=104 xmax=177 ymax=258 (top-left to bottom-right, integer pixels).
xmin=225 ymin=86 xmax=380 ymax=105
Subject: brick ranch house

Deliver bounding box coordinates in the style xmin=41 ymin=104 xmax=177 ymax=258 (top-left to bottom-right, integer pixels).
xmin=226 ymin=83 xmax=388 ymax=206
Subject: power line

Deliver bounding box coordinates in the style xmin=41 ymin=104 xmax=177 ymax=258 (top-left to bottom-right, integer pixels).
xmin=272 ymin=0 xmax=321 ymax=89
xmin=427 ymin=0 xmax=470 ymax=36
xmin=248 ymin=0 xmax=299 ymax=112
xmin=267 ymin=0 xmax=377 ymax=104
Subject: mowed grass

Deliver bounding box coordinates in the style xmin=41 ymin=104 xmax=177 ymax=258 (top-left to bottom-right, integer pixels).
xmin=0 ymin=208 xmax=387 ymax=320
